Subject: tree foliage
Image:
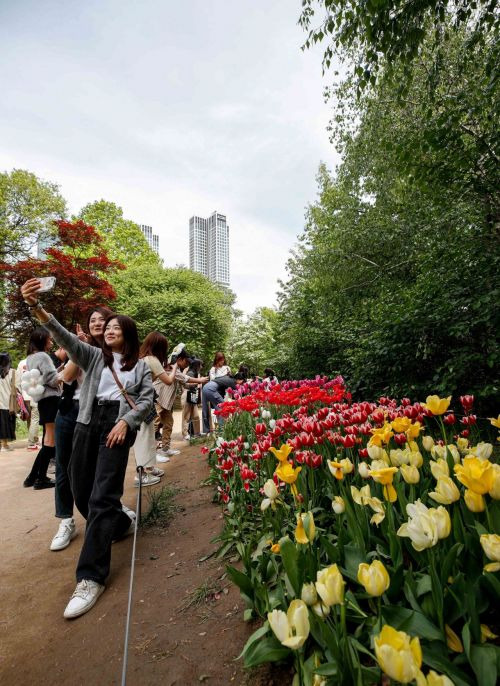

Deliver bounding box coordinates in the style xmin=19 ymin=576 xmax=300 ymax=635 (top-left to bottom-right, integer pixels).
xmin=0 ymin=169 xmax=66 ymax=262
xmin=299 ymin=0 xmax=499 ymax=95
xmin=226 ymin=307 xmax=282 ymax=375
xmin=78 ymin=200 xmax=160 ymax=268
xmin=278 ymin=27 xmax=499 ymax=409
xmin=111 ymin=264 xmax=234 ymax=366
xmin=0 ymin=220 xmax=121 ymax=347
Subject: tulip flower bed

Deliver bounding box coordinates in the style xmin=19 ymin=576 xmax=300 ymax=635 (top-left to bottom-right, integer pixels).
xmin=205 ymin=377 xmax=500 ymax=686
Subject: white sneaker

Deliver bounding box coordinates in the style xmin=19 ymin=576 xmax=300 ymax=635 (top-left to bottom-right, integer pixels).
xmin=50 ymin=517 xmax=76 ymax=551
xmin=63 ymin=579 xmax=105 ymax=619
xmin=149 ymin=467 xmax=164 ymax=477
xmin=134 ymin=472 xmax=161 ymax=487
xmin=183 ymin=434 xmax=190 ymax=441
xmin=120 ymin=505 xmax=136 ymax=537
xmin=166 ymin=449 xmax=180 ymax=456
xmin=156 ymin=452 xmax=171 ymax=463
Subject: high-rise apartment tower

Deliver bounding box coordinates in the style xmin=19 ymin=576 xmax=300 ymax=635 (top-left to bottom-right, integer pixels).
xmin=189 ymin=211 xmax=230 ymax=287
xmin=139 ymin=224 xmax=159 ymax=254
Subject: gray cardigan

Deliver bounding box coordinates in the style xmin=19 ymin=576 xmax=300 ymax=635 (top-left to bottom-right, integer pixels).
xmin=26 ymin=352 xmax=61 ymax=401
xmin=42 ymin=315 xmax=153 ymax=430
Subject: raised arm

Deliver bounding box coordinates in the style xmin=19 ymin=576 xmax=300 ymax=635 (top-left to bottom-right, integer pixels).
xmin=21 ymin=279 xmax=97 ymax=371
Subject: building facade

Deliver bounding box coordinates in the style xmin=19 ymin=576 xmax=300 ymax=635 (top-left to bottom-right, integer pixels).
xmin=139 ymin=224 xmax=160 ymax=254
xmin=189 ymin=211 xmax=229 ymax=287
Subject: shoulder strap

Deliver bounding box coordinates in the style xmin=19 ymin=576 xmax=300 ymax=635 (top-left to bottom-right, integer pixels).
xmin=110 ymin=366 xmax=137 ymax=410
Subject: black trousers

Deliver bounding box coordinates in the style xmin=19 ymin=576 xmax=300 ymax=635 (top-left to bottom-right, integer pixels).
xmin=69 ymin=401 xmax=135 ymax=584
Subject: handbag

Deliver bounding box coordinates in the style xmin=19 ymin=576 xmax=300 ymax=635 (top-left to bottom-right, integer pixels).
xmin=9 ymin=370 xmax=19 ymax=415
xmin=110 ymin=367 xmax=157 ymax=425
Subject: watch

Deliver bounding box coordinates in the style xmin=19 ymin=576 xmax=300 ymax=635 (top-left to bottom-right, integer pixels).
xmin=27 ymin=301 xmax=43 ymax=311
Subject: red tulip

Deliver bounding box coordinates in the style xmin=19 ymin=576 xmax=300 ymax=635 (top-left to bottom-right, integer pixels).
xmin=443 ymin=414 xmax=456 ymax=425
xmin=394 ymin=433 xmax=407 ymax=446
xmin=460 ymin=395 xmax=474 ymax=412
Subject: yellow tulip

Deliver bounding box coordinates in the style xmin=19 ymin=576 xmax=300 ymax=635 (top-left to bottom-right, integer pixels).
xmin=408 ymin=449 xmax=424 ymax=468
xmin=470 ymin=442 xmax=493 ymax=460
xmin=392 ymin=416 xmax=412 ymax=433
xmin=425 ymin=670 xmax=455 ymax=686
xmin=267 ymin=599 xmax=310 ymax=650
xmin=390 ymin=448 xmax=410 ymax=467
xmin=357 ymin=560 xmax=390 ymax=596
xmin=275 ymin=461 xmax=302 ymax=498
xmin=271 ymin=542 xmax=281 ymax=554
xmin=464 ymin=489 xmax=485 ymax=512
xmin=489 ymin=463 xmax=500 ymax=499
xmin=488 ymin=414 xmax=500 ymax=429
xmin=295 ymin=511 xmax=316 ymax=544
xmin=397 ymin=500 xmax=439 ymax=551
xmin=369 ymin=423 xmax=394 ymax=446
xmin=315 ymin=564 xmax=344 ymax=607
xmin=366 ymin=496 xmax=386 ymax=525
xmin=367 ymin=444 xmax=386 ymax=461
xmin=400 ymin=464 xmax=420 ymax=484
xmin=340 ymin=457 xmax=354 ymax=474
xmin=351 ymin=484 xmax=371 ymax=505
xmin=429 ymin=476 xmax=460 ymax=505
xmin=269 ymin=444 xmax=293 ymax=463
xmin=407 ymin=421 xmax=423 ymax=439
xmin=327 ymin=460 xmax=345 ymax=480
xmin=422 ymin=395 xmax=452 ymax=415
xmin=370 ymin=466 xmax=398 ymax=502
xmin=481 ymin=624 xmax=498 ymax=642
xmin=312 ymin=675 xmax=327 ymax=686
xmin=301 ymin=582 xmax=318 ymax=606
xmin=358 ymin=461 xmax=371 ymax=478
xmin=332 ymin=496 xmax=345 ymax=514
xmin=430 ymin=506 xmax=451 ymax=540
xmin=430 ymin=459 xmax=449 ymax=480
xmin=374 ymin=624 xmax=422 ymax=683
xmin=480 ymin=534 xmax=500 ymax=572
xmin=456 ymin=437 xmax=469 ymax=454
xmin=454 ymin=456 xmax=493 ymax=494
xmin=422 ymin=435 xmax=435 ymax=452
xmin=445 ymin=624 xmax=464 ymax=653
xmin=311 ymin=601 xmax=330 ymax=619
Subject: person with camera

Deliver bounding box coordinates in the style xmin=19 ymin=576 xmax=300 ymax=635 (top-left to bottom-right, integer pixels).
xmin=155 ymin=346 xmax=208 ymax=459
xmin=181 ymin=357 xmax=203 ymax=440
xmin=21 ymin=278 xmax=154 ymax=619
xmin=201 ymin=372 xmax=246 ymax=435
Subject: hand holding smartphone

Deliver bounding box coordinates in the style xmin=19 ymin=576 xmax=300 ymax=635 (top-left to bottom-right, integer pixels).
xmin=37 ymin=276 xmax=56 ymax=293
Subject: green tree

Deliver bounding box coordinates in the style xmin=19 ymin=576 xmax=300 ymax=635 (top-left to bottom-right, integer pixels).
xmin=226 ymin=307 xmax=281 ymax=375
xmin=0 ymin=169 xmax=67 ymax=262
xmin=78 ymin=200 xmax=160 ymax=267
xmin=112 ymin=264 xmax=234 ymax=365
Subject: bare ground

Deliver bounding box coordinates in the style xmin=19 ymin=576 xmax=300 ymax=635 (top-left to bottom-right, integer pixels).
xmin=0 ymin=413 xmax=290 ymax=686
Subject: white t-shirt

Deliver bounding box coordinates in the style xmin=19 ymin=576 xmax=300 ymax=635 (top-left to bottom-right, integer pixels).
xmin=96 ymin=353 xmax=137 ymax=401
xmin=209 ymin=365 xmax=231 ymax=381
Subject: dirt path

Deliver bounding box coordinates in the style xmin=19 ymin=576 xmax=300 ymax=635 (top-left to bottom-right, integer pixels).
xmin=0 ymin=413 xmax=275 ymax=686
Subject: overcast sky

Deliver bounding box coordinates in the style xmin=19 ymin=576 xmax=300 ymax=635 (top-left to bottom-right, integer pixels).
xmin=0 ymin=0 xmax=339 ymax=313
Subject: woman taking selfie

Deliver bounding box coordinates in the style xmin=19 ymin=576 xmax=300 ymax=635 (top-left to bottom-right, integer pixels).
xmin=50 ymin=306 xmax=114 ymax=553
xmin=23 ymin=327 xmax=61 ymax=489
xmin=21 ymin=278 xmax=154 ymax=619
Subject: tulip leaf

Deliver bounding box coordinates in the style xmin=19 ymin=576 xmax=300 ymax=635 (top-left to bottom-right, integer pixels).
xmin=441 ymin=542 xmax=463 ymax=586
xmin=243 ymin=636 xmax=291 ymax=667
xmin=470 ymin=644 xmax=499 ymax=686
xmin=314 ymin=661 xmax=339 ymax=676
xmin=343 ymin=543 xmax=366 ymax=581
xmin=226 ymin=566 xmax=254 ymax=602
xmin=381 ymin=605 xmax=443 ymax=641
xmin=238 ymin=621 xmax=270 ymax=660
xmin=278 ymin=536 xmax=302 ymax=596
xmin=422 ymin=644 xmax=473 ymax=686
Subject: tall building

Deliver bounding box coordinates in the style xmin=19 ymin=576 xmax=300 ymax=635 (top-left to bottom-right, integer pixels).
xmin=189 ymin=211 xmax=230 ymax=287
xmin=139 ymin=224 xmax=160 ymax=254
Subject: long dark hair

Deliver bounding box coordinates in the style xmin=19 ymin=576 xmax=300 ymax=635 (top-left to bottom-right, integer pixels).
xmin=101 ymin=315 xmax=140 ymax=371
xmin=140 ymin=332 xmax=169 ymax=366
xmin=0 ymin=352 xmax=11 ymax=379
xmin=212 ymin=351 xmax=226 ymax=367
xmin=87 ymin=306 xmax=115 ymax=347
xmin=27 ymin=327 xmax=51 ymax=355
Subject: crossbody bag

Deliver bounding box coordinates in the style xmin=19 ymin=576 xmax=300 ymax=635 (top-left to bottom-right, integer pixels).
xmin=110 ymin=367 xmax=157 ymax=425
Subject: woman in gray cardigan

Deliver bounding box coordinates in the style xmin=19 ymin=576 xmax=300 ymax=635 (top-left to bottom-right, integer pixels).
xmin=21 ymin=278 xmax=154 ymax=620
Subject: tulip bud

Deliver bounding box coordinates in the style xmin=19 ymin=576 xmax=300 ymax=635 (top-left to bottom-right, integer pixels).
xmin=332 ymin=496 xmax=345 ymax=514
xmin=374 ymin=625 xmax=422 ymax=683
xmin=443 ymin=413 xmax=456 ymax=425
xmin=429 ymin=476 xmax=460 ymax=505
xmin=367 ymin=444 xmax=384 ymax=460
xmin=430 ymin=506 xmax=451 ymax=539
xmin=357 ymin=560 xmax=390 ymax=596
xmin=445 ymin=625 xmax=464 ymax=653
xmin=430 ymin=459 xmax=449 ymax=480
xmin=315 ymin=564 xmax=344 ymax=607
xmin=471 ymin=442 xmax=493 ymax=461
xmin=422 ymin=435 xmax=434 ymax=452
xmin=358 ymin=462 xmax=371 ymax=478
xmin=311 ymin=601 xmax=330 ymax=619
xmin=400 ymin=464 xmax=420 ymax=484
xmin=480 ymin=534 xmax=500 ymax=573
xmin=300 ymin=582 xmax=318 ymax=606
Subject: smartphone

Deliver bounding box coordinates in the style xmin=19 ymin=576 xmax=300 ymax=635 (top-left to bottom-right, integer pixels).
xmin=37 ymin=276 xmax=56 ymax=293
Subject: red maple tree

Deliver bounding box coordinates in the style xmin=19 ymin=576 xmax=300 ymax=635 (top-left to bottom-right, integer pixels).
xmin=0 ymin=220 xmax=124 ymax=340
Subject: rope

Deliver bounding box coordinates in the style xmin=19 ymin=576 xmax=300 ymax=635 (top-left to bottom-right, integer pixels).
xmin=121 ymin=465 xmax=143 ymax=686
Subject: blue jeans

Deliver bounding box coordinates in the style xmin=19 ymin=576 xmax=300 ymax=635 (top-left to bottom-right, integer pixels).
xmin=202 ymin=382 xmax=224 ymax=433
xmin=54 ymin=400 xmax=79 ymax=518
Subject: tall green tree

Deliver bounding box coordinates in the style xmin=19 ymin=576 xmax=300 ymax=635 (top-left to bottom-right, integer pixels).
xmin=78 ymin=200 xmax=160 ymax=267
xmin=112 ymin=264 xmax=234 ymax=366
xmin=0 ymin=169 xmax=66 ymax=262
xmin=227 ymin=307 xmax=281 ymax=375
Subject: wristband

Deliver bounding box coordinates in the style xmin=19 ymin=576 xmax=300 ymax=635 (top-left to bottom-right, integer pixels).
xmin=27 ymin=301 xmax=43 ymax=311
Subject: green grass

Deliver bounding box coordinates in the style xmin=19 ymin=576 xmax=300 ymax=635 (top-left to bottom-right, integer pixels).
xmin=141 ymin=484 xmax=181 ymax=528
xmin=179 ymin=579 xmax=221 ymax=611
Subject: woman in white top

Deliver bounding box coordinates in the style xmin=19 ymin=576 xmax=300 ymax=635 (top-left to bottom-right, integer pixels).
xmin=209 ymin=351 xmax=231 ymax=381
xmin=135 ymin=331 xmax=178 ymax=485
xmin=0 ymin=353 xmax=16 ymax=450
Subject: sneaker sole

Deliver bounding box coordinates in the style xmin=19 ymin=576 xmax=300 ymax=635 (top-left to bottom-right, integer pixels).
xmin=50 ymin=531 xmax=77 ymax=551
xmin=134 ymin=479 xmax=161 ymax=487
xmin=63 ymin=585 xmax=105 ymax=619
